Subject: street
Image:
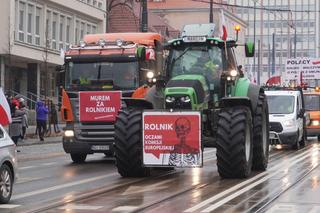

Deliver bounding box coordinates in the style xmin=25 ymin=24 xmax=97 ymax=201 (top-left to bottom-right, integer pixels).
xmin=0 ymin=138 xmax=319 ymax=213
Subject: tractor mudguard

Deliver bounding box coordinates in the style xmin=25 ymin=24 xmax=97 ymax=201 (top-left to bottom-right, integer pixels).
xmin=220 ymin=97 xmax=252 ymax=112
xmin=233 ymin=78 xmax=263 ymax=112
xmin=122 ymin=98 xmax=154 ymax=109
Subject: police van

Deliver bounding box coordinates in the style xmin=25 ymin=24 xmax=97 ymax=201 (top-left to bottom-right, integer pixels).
xmin=265 ymin=87 xmax=306 ymax=149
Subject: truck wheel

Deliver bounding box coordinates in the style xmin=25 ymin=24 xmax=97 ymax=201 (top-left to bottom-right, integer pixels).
xmin=0 ymin=164 xmax=13 ymax=204
xmin=70 ymin=154 xmax=87 ymax=163
xmin=216 ymin=106 xmax=253 ymax=178
xmin=252 ymin=93 xmax=270 ymax=171
xmin=114 ymin=109 xmax=150 ymax=177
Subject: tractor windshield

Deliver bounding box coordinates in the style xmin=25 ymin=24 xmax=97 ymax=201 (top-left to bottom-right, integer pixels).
xmin=65 ymin=61 xmax=139 ymax=91
xmin=267 ymin=95 xmax=295 ymax=114
xmin=168 ymin=46 xmax=223 ymax=82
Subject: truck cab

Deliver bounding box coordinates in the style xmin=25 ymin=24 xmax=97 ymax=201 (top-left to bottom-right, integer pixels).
xmin=304 ymin=91 xmax=320 ymax=140
xmin=265 ymin=89 xmax=306 ymax=149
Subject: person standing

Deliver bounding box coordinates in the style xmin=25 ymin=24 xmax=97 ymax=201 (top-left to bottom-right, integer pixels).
xmin=36 ymin=100 xmax=49 ymax=141
xmin=9 ymin=102 xmax=25 ymax=145
xmin=19 ymin=98 xmax=29 ymax=140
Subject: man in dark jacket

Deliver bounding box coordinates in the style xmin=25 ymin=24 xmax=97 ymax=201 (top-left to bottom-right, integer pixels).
xmin=36 ymin=100 xmax=49 ymax=141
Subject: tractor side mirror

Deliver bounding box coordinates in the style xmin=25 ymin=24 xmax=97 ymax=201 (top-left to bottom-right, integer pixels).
xmin=136 ymin=47 xmax=146 ymax=61
xmin=245 ymin=42 xmax=255 ymax=58
xmin=55 ymin=65 xmax=65 ymax=72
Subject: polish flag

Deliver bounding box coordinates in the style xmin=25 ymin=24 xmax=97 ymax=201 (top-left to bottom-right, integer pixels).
xmin=220 ymin=10 xmax=227 ymax=41
xmin=0 ymin=87 xmax=11 ymax=126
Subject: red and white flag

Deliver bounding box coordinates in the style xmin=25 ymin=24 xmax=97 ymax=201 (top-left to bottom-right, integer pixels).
xmin=0 ymin=87 xmax=11 ymax=126
xmin=220 ymin=10 xmax=227 ymax=41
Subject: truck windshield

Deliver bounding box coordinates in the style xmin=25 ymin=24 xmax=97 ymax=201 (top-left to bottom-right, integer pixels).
xmin=168 ymin=46 xmax=223 ymax=82
xmin=304 ymin=95 xmax=320 ymax=111
xmin=267 ymin=95 xmax=295 ymax=114
xmin=66 ymin=61 xmax=139 ymax=91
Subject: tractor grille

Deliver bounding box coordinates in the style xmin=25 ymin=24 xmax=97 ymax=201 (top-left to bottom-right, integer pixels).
xmin=269 ymin=122 xmax=283 ymax=133
xmin=165 ymin=96 xmax=192 ymax=110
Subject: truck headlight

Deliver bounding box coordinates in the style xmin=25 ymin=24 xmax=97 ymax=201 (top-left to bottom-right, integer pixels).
xmin=230 ymin=69 xmax=238 ymax=77
xmin=312 ymin=120 xmax=320 ymax=126
xmin=283 ymin=119 xmax=294 ymax=127
xmin=165 ymin=96 xmax=175 ymax=103
xmin=146 ymin=71 xmax=154 ymax=79
xmin=180 ymin=96 xmax=191 ymax=103
xmin=64 ymin=130 xmax=74 ymax=137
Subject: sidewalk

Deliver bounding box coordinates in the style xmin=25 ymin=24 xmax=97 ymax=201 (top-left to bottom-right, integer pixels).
xmin=18 ymin=124 xmax=64 ymax=146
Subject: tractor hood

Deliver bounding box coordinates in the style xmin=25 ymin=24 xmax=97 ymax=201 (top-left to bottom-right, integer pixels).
xmin=164 ymin=74 xmax=210 ymax=110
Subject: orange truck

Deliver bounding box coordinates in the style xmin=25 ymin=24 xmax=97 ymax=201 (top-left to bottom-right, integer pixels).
xmin=304 ymin=90 xmax=320 ymax=140
xmin=58 ymin=33 xmax=163 ymax=163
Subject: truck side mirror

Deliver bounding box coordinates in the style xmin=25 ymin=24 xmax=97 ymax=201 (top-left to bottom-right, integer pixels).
xmin=245 ymin=42 xmax=255 ymax=58
xmin=136 ymin=47 xmax=146 ymax=61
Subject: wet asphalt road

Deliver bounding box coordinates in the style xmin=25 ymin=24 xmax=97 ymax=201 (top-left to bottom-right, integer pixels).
xmin=1 ymin=139 xmax=320 ymax=213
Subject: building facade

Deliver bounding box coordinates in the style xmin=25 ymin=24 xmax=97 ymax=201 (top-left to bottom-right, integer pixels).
xmin=0 ymin=0 xmax=106 ymax=102
xmin=228 ymin=0 xmax=320 ymax=85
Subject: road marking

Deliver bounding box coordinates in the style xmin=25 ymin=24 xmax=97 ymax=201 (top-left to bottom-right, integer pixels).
xmin=112 ymin=206 xmax=139 ymax=212
xmin=19 ymin=166 xmax=37 ymax=170
xmin=184 ymin=147 xmax=317 ymax=212
xmin=42 ymin=162 xmax=57 ymax=166
xmin=199 ymin=150 xmax=316 ymax=213
xmin=0 ymin=204 xmax=20 ymax=209
xmin=266 ymin=204 xmax=299 ymax=213
xmin=122 ymin=179 xmax=172 ymax=195
xmin=12 ymin=173 xmax=118 ymax=200
xmin=58 ymin=204 xmax=103 ymax=210
xmin=16 ymin=177 xmax=43 ymax=184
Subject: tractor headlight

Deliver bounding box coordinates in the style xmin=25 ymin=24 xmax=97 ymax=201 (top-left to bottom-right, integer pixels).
xmin=64 ymin=130 xmax=74 ymax=137
xmin=165 ymin=96 xmax=175 ymax=103
xmin=180 ymin=96 xmax=191 ymax=103
xmin=227 ymin=76 xmax=232 ymax=81
xmin=283 ymin=119 xmax=294 ymax=127
xmin=312 ymin=120 xmax=320 ymax=126
xmin=146 ymin=71 xmax=154 ymax=79
xmin=230 ymin=69 xmax=238 ymax=77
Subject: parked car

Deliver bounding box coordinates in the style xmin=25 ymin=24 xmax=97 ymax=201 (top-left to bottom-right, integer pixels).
xmin=265 ymin=88 xmax=306 ymax=150
xmin=304 ymin=91 xmax=320 ymax=140
xmin=0 ymin=124 xmax=17 ymax=204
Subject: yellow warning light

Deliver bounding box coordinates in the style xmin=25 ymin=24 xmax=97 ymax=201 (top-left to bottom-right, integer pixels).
xmin=235 ymin=25 xmax=241 ymax=32
xmin=316 ymin=86 xmax=320 ymax=92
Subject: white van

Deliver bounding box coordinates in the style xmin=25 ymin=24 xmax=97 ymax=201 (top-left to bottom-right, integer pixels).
xmin=265 ymin=89 xmax=306 ymax=149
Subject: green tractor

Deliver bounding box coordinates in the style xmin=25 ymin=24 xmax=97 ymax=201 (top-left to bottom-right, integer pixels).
xmin=114 ymin=24 xmax=269 ymax=178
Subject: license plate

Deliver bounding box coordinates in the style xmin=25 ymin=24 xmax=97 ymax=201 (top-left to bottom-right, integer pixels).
xmin=91 ymin=145 xmax=110 ymax=151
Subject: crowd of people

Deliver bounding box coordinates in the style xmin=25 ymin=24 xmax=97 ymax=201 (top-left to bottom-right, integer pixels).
xmin=6 ymin=95 xmax=60 ymax=145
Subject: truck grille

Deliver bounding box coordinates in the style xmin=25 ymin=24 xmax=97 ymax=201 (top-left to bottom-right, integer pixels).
xmin=74 ymin=123 xmax=115 ymax=143
xmin=165 ymin=96 xmax=192 ymax=110
xmin=269 ymin=122 xmax=283 ymax=133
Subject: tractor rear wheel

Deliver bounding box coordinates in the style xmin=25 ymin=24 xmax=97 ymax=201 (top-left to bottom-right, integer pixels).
xmin=216 ymin=106 xmax=253 ymax=178
xmin=114 ymin=109 xmax=150 ymax=177
xmin=252 ymin=93 xmax=270 ymax=171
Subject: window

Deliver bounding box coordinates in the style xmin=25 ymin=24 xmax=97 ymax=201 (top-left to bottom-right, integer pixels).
xmin=52 ymin=12 xmax=58 ymax=49
xmin=19 ymin=2 xmax=26 ymax=42
xmin=35 ymin=7 xmax=41 ymax=45
xmin=27 ymin=4 xmax=34 ymax=44
xmin=87 ymin=24 xmax=91 ymax=35
xmin=80 ymin=22 xmax=85 ymax=40
xmin=92 ymin=25 xmax=96 ymax=34
xmin=98 ymin=2 xmax=102 ymax=8
xmin=59 ymin=15 xmax=65 ymax=50
xmin=46 ymin=10 xmax=51 ymax=48
xmin=66 ymin=17 xmax=71 ymax=44
xmin=75 ymin=20 xmax=80 ymax=44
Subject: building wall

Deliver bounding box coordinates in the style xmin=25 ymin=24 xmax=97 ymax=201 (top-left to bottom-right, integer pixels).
xmin=0 ymin=0 xmax=106 ymax=102
xmin=229 ymin=0 xmax=320 ymax=85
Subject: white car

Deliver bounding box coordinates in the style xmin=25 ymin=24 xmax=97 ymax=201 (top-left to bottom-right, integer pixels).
xmin=265 ymin=89 xmax=306 ymax=149
xmin=0 ymin=124 xmax=18 ymax=204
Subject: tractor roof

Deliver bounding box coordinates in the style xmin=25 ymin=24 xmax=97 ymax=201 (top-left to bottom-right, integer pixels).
xmin=84 ymin=33 xmax=162 ymax=47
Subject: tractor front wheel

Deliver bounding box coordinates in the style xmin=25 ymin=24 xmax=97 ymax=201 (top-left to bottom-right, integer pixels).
xmin=252 ymin=93 xmax=270 ymax=171
xmin=114 ymin=109 xmax=150 ymax=177
xmin=216 ymin=106 xmax=253 ymax=178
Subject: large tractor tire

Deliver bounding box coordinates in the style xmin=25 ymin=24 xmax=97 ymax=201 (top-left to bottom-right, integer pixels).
xmin=114 ymin=109 xmax=150 ymax=177
xmin=216 ymin=106 xmax=253 ymax=178
xmin=252 ymin=93 xmax=270 ymax=171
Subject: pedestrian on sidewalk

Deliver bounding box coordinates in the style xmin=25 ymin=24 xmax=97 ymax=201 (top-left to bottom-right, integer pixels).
xmin=50 ymin=101 xmax=60 ymax=133
xmin=36 ymin=100 xmax=49 ymax=141
xmin=19 ymin=98 xmax=29 ymax=140
xmin=9 ymin=101 xmax=25 ymax=145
